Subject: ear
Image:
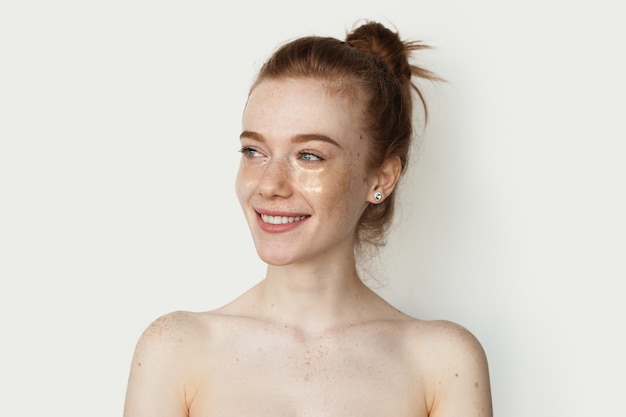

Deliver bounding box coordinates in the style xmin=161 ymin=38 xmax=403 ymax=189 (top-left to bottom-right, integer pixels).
xmin=368 ymin=156 xmax=402 ymax=203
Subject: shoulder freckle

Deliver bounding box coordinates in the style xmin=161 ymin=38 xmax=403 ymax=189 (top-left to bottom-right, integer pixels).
xmin=435 ymin=320 xmax=479 ymax=341
xmin=415 ymin=320 xmax=488 ymax=363
xmin=141 ymin=311 xmax=193 ymax=343
xmin=144 ymin=315 xmax=170 ymax=337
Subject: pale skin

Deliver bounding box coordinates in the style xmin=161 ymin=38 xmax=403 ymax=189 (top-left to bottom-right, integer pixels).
xmin=123 ymin=78 xmax=493 ymax=417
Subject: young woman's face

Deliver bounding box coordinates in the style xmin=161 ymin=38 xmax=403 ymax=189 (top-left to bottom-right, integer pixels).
xmin=236 ymin=78 xmax=376 ymax=266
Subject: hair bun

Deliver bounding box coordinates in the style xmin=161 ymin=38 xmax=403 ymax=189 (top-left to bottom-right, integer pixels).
xmin=346 ymin=21 xmax=440 ymax=85
xmin=345 ymin=22 xmax=413 ymax=80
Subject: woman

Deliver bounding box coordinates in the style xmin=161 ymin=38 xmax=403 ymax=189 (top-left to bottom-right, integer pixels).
xmin=123 ymin=21 xmax=492 ymax=417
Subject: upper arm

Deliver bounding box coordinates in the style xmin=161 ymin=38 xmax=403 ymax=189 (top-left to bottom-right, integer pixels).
xmin=424 ymin=322 xmax=493 ymax=417
xmin=123 ymin=312 xmax=200 ymax=417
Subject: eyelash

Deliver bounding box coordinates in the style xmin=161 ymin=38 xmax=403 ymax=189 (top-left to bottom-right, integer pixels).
xmin=239 ymin=146 xmax=261 ymax=158
xmin=298 ymin=151 xmax=324 ymax=162
xmin=238 ymin=147 xmax=324 ymax=162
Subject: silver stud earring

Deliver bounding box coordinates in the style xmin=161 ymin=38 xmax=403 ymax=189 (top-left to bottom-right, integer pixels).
xmin=374 ymin=191 xmax=383 ymax=202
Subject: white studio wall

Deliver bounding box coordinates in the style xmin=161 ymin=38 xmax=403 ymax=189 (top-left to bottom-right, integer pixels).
xmin=1 ymin=1 xmax=624 ymax=416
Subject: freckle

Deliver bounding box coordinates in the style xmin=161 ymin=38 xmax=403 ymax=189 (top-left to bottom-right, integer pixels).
xmin=474 ymin=382 xmax=479 ymax=388
xmin=455 ymin=373 xmax=459 ymax=377
xmin=137 ymin=362 xmax=142 ymax=367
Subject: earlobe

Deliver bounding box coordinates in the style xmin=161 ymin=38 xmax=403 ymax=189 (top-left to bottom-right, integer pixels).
xmin=369 ymin=156 xmax=402 ymax=203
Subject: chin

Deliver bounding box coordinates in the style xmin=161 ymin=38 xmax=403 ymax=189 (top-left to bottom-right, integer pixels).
xmin=255 ymin=250 xmax=297 ymax=267
xmin=253 ymin=241 xmax=305 ymax=267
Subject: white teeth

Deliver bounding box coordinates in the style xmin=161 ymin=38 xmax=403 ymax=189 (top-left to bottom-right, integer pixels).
xmin=261 ymin=214 xmax=307 ymax=224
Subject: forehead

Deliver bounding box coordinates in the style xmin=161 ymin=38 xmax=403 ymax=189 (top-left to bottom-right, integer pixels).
xmin=243 ymin=78 xmax=361 ymax=145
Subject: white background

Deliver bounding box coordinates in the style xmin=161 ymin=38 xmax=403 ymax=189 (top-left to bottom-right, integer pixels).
xmin=1 ymin=1 xmax=624 ymax=416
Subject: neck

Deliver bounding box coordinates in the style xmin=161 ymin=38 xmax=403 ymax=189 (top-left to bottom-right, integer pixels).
xmin=252 ymin=257 xmax=376 ymax=334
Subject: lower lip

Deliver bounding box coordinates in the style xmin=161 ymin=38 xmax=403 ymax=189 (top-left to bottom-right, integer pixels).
xmin=256 ymin=214 xmax=309 ymax=233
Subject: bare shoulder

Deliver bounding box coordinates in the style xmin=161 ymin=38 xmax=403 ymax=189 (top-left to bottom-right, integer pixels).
xmin=405 ymin=319 xmax=488 ymax=361
xmin=133 ymin=310 xmax=209 ymax=356
xmin=130 ymin=309 xmax=245 ymax=363
xmin=402 ymin=319 xmax=493 ymax=417
xmin=124 ymin=311 xmax=213 ymax=417
xmin=143 ymin=310 xmax=209 ymax=337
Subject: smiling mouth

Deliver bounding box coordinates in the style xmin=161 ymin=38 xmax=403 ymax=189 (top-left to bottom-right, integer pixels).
xmin=260 ymin=214 xmax=310 ymax=225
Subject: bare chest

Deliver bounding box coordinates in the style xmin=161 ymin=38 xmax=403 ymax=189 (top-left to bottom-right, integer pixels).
xmin=188 ymin=326 xmax=428 ymax=417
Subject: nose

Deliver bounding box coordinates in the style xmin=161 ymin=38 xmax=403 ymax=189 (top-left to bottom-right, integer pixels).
xmin=257 ymin=157 xmax=292 ymax=198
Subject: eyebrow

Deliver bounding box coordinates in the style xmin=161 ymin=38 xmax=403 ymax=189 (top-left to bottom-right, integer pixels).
xmin=240 ymin=131 xmax=343 ymax=149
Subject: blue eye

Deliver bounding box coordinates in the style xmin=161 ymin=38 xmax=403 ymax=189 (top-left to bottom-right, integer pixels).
xmin=239 ymin=147 xmax=261 ymax=158
xmin=299 ymin=152 xmax=323 ymax=162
